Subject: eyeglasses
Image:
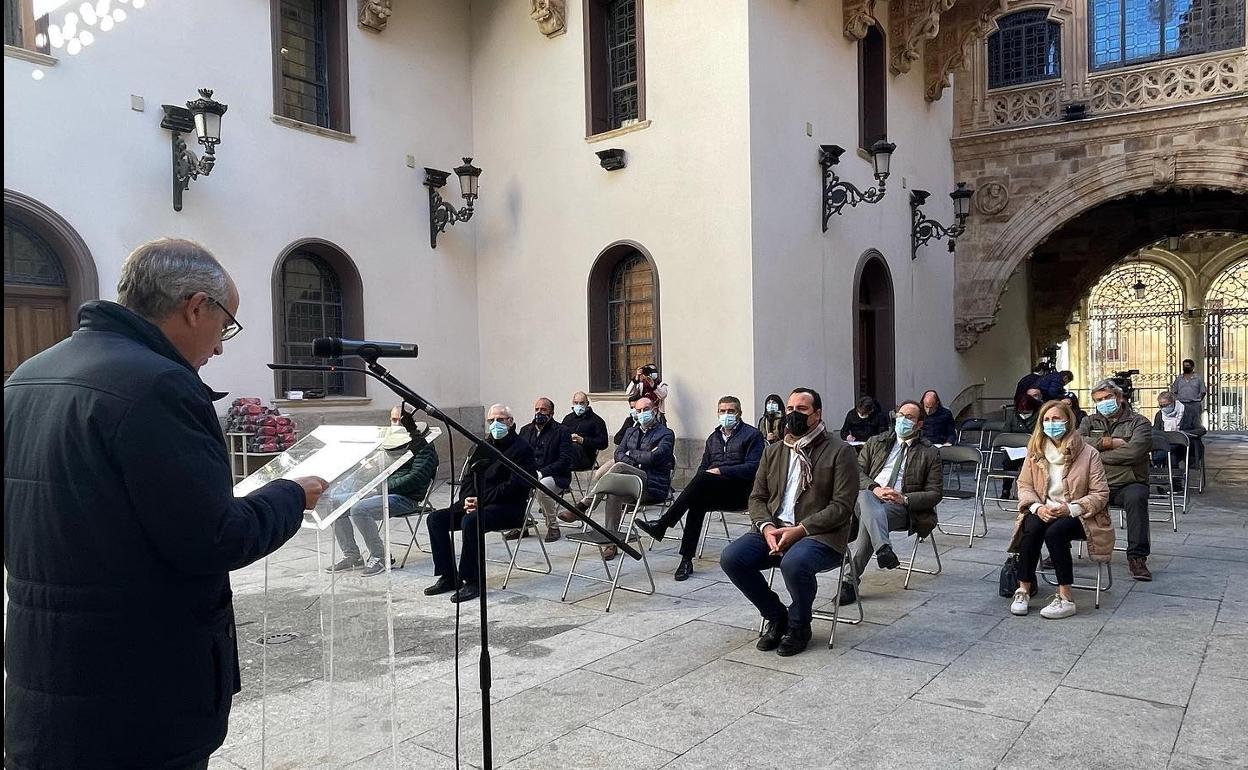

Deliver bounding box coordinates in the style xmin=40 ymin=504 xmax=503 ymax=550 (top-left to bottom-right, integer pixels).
xmin=206 ymin=296 xmax=243 ymax=341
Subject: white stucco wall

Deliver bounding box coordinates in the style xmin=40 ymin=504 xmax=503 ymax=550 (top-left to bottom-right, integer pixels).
xmin=468 ymin=0 xmax=755 ymax=439
xmin=3 ymin=0 xmax=481 ymax=411
xmin=746 ymin=0 xmax=970 ymax=418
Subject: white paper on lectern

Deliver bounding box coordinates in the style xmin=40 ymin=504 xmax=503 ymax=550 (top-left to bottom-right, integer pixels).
xmin=283 ymin=442 xmax=378 ymax=485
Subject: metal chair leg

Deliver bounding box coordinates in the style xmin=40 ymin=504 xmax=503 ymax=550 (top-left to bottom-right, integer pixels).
xmin=901 ymin=533 xmax=942 ymax=590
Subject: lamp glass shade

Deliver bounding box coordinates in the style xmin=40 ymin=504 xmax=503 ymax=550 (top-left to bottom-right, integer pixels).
xmin=950 ymin=183 xmax=974 ymax=218
xmin=193 ymin=111 xmax=222 ymax=143
xmin=455 ymin=158 xmax=482 ymax=200
xmin=1133 ymin=280 xmax=1147 ymax=300
xmin=869 ymin=141 xmax=895 ymax=178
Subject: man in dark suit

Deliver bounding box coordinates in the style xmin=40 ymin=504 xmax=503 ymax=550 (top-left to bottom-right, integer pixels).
xmin=562 ymin=391 xmax=609 ymax=471
xmin=636 ymin=396 xmax=765 ymax=581
xmin=425 ymin=404 xmax=538 ymax=602
xmin=721 ymin=388 xmax=859 ymax=657
xmin=514 ymin=397 xmax=575 ymax=542
xmin=843 ymin=400 xmax=942 ymax=604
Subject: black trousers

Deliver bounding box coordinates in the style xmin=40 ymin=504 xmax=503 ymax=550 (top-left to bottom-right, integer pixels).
xmin=652 ymin=472 xmax=753 ymax=559
xmin=427 ymin=501 xmax=525 ymax=583
xmin=1111 ymin=483 xmax=1150 ymax=558
xmin=1017 ymin=514 xmax=1086 ymax=585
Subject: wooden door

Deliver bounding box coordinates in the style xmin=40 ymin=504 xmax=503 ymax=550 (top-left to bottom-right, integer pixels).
xmin=4 ymin=284 xmax=70 ymax=380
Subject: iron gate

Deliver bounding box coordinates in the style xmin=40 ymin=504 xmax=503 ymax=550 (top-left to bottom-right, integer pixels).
xmin=1086 ymin=262 xmax=1184 ymax=406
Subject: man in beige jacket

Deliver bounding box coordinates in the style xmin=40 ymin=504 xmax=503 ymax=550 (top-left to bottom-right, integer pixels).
xmin=721 ymin=388 xmax=859 ymax=657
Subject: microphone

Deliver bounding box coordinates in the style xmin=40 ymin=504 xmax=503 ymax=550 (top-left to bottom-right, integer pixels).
xmin=312 ymin=337 xmax=420 ymax=359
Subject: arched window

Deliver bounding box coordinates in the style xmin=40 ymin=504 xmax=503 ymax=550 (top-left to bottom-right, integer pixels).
xmin=4 ymin=215 xmax=70 ymax=380
xmin=988 ymin=10 xmax=1061 ymax=89
xmin=858 ymin=26 xmax=888 ymax=152
xmin=587 ymin=242 xmax=659 ymax=392
xmin=1090 ymin=0 xmax=1245 ymax=71
xmin=273 ymin=240 xmax=364 ymax=397
xmin=854 ymin=252 xmax=895 ymax=409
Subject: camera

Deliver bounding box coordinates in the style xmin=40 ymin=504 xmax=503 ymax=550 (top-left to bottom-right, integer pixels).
xmin=1111 ymin=369 xmax=1141 ymax=403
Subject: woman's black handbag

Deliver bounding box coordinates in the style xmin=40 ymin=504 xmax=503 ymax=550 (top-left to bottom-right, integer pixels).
xmin=998 ymin=554 xmax=1020 ymax=597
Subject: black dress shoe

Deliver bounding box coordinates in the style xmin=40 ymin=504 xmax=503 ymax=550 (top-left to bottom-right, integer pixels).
xmin=674 ymin=558 xmax=693 ymax=581
xmin=777 ymin=624 xmax=812 ymax=657
xmin=836 ymin=582 xmax=858 ymax=606
xmin=876 ymin=544 xmax=900 ymax=570
xmin=634 ymin=519 xmax=667 ymax=542
xmin=424 ymin=576 xmax=458 ymax=596
xmin=757 ymin=617 xmax=788 ymax=651
xmin=451 ymin=583 xmax=481 ymax=603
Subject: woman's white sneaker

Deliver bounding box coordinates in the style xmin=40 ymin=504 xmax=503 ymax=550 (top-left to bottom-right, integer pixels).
xmin=1010 ymin=589 xmax=1031 ymax=616
xmin=1040 ymin=594 xmax=1077 ymax=619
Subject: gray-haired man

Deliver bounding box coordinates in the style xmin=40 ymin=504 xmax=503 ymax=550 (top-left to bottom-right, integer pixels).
xmin=4 ymin=238 xmax=327 ymax=769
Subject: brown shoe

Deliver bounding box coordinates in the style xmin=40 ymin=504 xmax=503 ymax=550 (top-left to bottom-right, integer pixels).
xmin=1128 ymin=557 xmax=1153 ymax=581
xmin=544 ymin=527 xmax=561 ymax=543
xmin=559 ymin=500 xmax=590 ymax=523
xmin=602 ymin=545 xmax=618 ymax=561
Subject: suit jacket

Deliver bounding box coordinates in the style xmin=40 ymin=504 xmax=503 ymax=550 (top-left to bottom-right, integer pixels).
xmin=748 ymin=430 xmax=859 ymax=554
xmin=856 ymin=432 xmax=943 ymax=537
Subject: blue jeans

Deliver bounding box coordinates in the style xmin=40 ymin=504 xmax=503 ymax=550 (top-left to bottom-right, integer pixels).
xmin=333 ymin=494 xmax=420 ymax=560
xmin=721 ymin=531 xmax=843 ymax=627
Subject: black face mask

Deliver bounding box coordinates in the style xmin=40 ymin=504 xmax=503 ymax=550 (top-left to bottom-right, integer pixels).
xmin=1183 ymin=366 xmax=1194 ymax=374
xmin=786 ymin=411 xmax=811 ymax=436
xmin=533 ymin=413 xmax=550 ymax=426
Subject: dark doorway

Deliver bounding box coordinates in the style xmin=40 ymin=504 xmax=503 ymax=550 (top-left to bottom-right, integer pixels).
xmin=4 ymin=215 xmax=71 ymax=381
xmin=855 ymin=252 xmax=895 ymax=408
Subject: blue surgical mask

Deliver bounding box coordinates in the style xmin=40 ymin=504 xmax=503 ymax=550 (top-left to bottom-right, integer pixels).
xmin=719 ymin=414 xmax=738 ymax=430
xmin=766 ymin=402 xmax=781 ymax=415
xmin=637 ymin=409 xmax=655 ymax=426
xmin=1043 ymin=420 xmax=1068 ymax=439
xmin=573 ymin=404 xmax=587 ymax=416
xmin=488 ymin=420 xmax=509 ymax=440
xmin=894 ymin=416 xmax=916 ymax=438
xmin=1095 ymin=398 xmax=1120 ymax=417
xmin=1161 ymin=404 xmax=1175 ymax=416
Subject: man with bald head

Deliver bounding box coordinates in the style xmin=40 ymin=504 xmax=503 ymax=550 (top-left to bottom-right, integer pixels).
xmin=4 ymin=238 xmax=327 ymax=769
xmin=562 ymin=391 xmax=609 ymax=471
xmin=424 ymin=404 xmax=537 ymax=602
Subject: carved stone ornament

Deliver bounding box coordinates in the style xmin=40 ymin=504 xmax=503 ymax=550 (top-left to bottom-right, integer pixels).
xmin=358 ymin=0 xmax=392 ymax=33
xmin=843 ymin=0 xmax=879 ymax=40
xmin=1152 ymin=153 xmax=1178 ymax=186
xmin=531 ymin=0 xmax=567 ymax=38
xmin=976 ymin=181 xmax=1010 ymax=215
xmin=891 ymin=0 xmax=956 ymax=75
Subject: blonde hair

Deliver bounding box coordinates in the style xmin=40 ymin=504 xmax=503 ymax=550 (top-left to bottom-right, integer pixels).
xmin=1026 ymin=400 xmax=1079 ymax=464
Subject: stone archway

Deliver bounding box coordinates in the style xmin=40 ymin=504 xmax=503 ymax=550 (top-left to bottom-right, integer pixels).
xmin=954 ymin=146 xmax=1248 ymax=350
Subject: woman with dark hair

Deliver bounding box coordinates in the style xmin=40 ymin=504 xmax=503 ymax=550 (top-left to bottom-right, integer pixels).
xmin=1060 ymin=392 xmax=1088 ymax=428
xmin=920 ymin=390 xmax=957 ymax=445
xmin=757 ymin=393 xmax=785 ymax=444
xmin=1001 ymin=391 xmax=1043 ymax=497
xmin=839 ymin=396 xmax=889 ymax=442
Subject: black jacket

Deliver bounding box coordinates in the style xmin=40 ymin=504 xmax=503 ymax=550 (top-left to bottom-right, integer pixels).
xmin=519 ymin=419 xmax=575 ymax=489
xmin=614 ymin=414 xmax=637 ymax=446
xmin=697 ymin=424 xmax=766 ymax=480
xmin=839 ymin=408 xmax=890 ymax=441
xmin=459 ymin=428 xmax=538 ymax=511
xmin=921 ymin=406 xmax=958 ymax=445
xmin=3 ymin=301 xmax=307 ymax=770
xmin=615 ymin=422 xmax=676 ymax=502
xmin=562 ymin=408 xmax=609 ymax=453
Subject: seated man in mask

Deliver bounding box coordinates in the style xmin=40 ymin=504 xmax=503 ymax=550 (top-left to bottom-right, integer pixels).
xmin=1151 ymin=391 xmax=1205 ymax=491
xmin=635 ymin=396 xmax=765 ymax=581
xmin=512 ymin=397 xmax=575 ymax=543
xmin=1080 ymin=380 xmax=1154 ymax=581
xmin=721 ymin=388 xmax=858 ymax=657
xmin=566 ymin=397 xmax=674 ymax=560
xmin=562 ymin=391 xmax=609 ymax=471
xmin=424 ymin=404 xmax=537 ymax=602
xmin=842 ymin=400 xmax=941 ymax=604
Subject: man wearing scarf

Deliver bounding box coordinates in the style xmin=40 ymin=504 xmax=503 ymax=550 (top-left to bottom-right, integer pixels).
xmin=720 ymin=388 xmax=859 ymax=657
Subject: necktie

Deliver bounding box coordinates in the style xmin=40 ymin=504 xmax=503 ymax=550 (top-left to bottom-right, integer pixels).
xmin=887 ymin=443 xmax=909 ymax=489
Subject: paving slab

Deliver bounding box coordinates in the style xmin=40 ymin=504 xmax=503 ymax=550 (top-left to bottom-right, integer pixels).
xmin=914 ymin=640 xmax=1078 ymax=719
xmin=1176 ymin=674 xmax=1248 ymax=765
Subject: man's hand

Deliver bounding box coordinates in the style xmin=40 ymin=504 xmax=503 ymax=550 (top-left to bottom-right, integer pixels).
xmin=766 ymin=432 xmax=778 ymax=442
xmin=846 ymin=434 xmax=856 ymax=442
xmin=773 ymin=525 xmax=807 ymax=553
xmin=1110 ymin=438 xmax=1127 ymax=449
xmin=293 ymin=476 xmax=329 ymax=510
xmin=874 ymin=486 xmax=904 ymax=504
xmin=572 ymin=434 xmax=583 ymax=444
xmin=707 ymin=468 xmax=722 ymax=475
xmin=464 ymin=496 xmax=478 ymax=513
xmin=762 ymin=524 xmax=781 ymax=554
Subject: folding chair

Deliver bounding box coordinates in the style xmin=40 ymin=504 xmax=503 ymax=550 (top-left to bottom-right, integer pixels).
xmin=939 ymin=444 xmax=983 ymax=502
xmin=956 ymin=418 xmax=987 ymax=451
xmin=760 ymin=517 xmax=864 ymax=650
xmin=1039 ymin=540 xmax=1113 ymax=609
xmin=571 ymin=460 xmax=599 ymax=497
xmin=1163 ymin=431 xmax=1193 ymax=513
xmin=490 ymin=489 xmax=553 ymax=588
xmin=1187 ymin=432 xmax=1206 ymax=493
xmin=1143 ymin=433 xmax=1178 ymax=532
xmin=561 ymin=473 xmax=655 ymax=612
xmin=697 ymin=507 xmax=750 ymax=558
xmin=392 ymin=483 xmax=438 ymax=568
xmin=899 ymin=530 xmax=943 ymax=589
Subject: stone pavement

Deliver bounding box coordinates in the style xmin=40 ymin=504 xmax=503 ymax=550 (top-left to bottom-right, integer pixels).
xmin=212 ymin=433 xmax=1247 ymax=769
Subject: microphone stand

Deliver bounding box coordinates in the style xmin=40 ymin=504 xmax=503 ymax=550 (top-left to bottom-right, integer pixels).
xmin=270 ymin=359 xmax=640 ymax=770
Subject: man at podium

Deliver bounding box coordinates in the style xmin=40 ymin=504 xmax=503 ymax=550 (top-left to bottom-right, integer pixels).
xmin=3 ymin=239 xmax=328 ymax=770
